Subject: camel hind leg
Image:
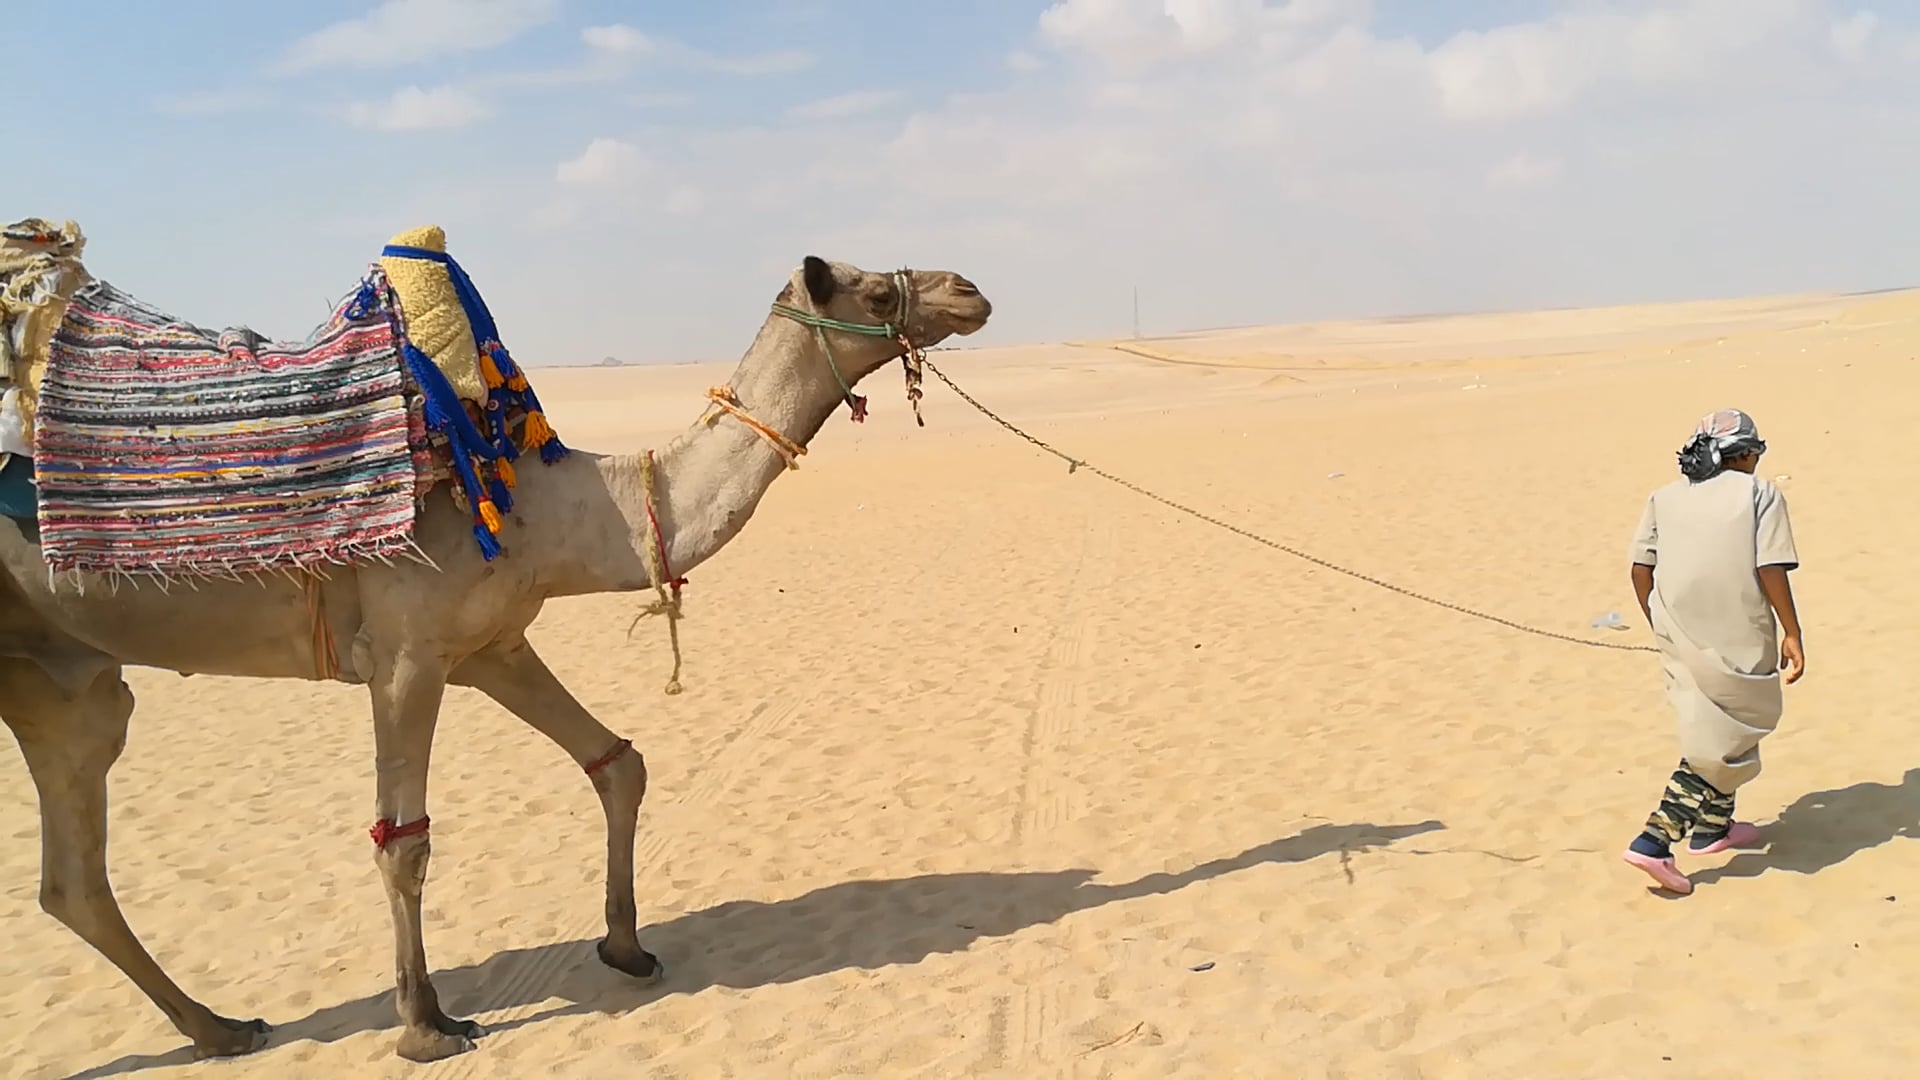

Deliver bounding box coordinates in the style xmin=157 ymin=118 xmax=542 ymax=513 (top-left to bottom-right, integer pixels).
xmin=0 ymin=658 xmax=271 ymax=1059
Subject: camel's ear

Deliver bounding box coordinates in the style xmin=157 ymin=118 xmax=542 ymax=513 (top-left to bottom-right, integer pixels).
xmin=801 ymin=256 xmax=835 ymax=306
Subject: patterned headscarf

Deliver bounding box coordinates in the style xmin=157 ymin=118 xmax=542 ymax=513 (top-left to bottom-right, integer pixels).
xmin=1676 ymin=408 xmax=1767 ymax=482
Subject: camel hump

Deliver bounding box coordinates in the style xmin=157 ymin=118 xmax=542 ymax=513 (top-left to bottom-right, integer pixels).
xmin=0 ymin=218 xmax=93 ymax=459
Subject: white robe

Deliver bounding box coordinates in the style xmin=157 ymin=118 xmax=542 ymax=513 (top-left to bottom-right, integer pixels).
xmin=1631 ymin=469 xmax=1800 ymax=794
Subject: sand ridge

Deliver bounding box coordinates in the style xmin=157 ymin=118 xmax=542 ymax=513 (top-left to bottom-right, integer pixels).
xmin=3 ymin=288 xmax=1919 ymax=1078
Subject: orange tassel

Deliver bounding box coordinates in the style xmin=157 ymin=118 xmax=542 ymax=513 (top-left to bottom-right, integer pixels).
xmin=509 ymin=373 xmax=530 ymax=392
xmin=478 ymin=498 xmax=503 ymax=535
xmin=497 ymin=456 xmax=516 ymax=489
xmin=479 ymin=349 xmax=505 ymax=389
xmin=520 ymin=410 xmax=553 ymax=451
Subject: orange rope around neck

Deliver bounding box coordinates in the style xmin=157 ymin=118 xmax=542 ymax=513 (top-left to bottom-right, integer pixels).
xmin=704 ymin=386 xmax=805 ymax=469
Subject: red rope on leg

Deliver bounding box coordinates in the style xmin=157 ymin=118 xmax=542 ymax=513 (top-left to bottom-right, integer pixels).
xmin=370 ymin=815 xmax=431 ymax=849
xmin=583 ymin=738 xmax=632 ymax=777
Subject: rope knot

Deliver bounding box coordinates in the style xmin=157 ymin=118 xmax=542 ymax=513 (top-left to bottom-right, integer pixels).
xmin=370 ymin=815 xmax=430 ymax=849
xmin=635 ymin=449 xmax=688 ymax=694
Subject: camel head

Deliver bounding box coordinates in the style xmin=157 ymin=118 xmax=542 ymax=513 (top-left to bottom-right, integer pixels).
xmin=780 ymin=255 xmax=992 ymax=384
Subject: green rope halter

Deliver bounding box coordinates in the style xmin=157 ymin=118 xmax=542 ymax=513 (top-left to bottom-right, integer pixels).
xmin=769 ymin=270 xmax=924 ymax=424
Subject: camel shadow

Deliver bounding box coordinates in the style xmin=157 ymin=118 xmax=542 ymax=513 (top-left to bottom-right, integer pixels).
xmin=69 ymin=819 xmax=1441 ymax=1077
xmin=1690 ymin=768 xmax=1920 ymax=887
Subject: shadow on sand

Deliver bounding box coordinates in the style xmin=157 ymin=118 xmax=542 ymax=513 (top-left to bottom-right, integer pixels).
xmin=1690 ymin=767 xmax=1920 ymax=887
xmin=70 ymin=819 xmax=1442 ymax=1077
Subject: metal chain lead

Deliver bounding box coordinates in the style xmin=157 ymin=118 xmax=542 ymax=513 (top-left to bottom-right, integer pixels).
xmin=920 ymin=359 xmax=1656 ymax=655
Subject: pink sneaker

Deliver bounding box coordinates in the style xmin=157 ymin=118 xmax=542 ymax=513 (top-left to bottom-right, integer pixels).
xmin=1688 ymin=821 xmax=1763 ymax=856
xmin=1622 ymin=849 xmax=1694 ymax=894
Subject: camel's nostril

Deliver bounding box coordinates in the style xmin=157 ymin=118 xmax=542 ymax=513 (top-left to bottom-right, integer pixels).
xmin=951 ymin=278 xmax=979 ymax=296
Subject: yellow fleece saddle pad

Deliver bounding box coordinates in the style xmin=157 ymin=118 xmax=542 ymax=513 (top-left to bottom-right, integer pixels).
xmin=378 ymin=224 xmax=491 ymax=406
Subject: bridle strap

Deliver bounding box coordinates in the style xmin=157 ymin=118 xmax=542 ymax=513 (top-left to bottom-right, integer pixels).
xmin=768 ymin=269 xmax=924 ymax=424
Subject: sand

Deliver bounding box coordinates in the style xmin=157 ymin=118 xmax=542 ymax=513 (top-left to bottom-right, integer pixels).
xmin=4 ymin=287 xmax=1919 ymax=1079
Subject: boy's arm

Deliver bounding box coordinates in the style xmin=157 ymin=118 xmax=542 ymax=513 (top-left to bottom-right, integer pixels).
xmin=1758 ymin=565 xmax=1804 ymax=683
xmin=1754 ymin=479 xmax=1803 ymax=682
xmin=1628 ymin=495 xmax=1658 ymax=626
xmin=1631 ymin=564 xmax=1655 ymax=626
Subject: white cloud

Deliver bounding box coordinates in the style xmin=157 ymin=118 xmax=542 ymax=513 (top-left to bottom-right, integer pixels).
xmin=581 ymin=24 xmax=660 ymax=57
xmin=788 ymin=90 xmax=901 ymax=122
xmin=279 ymin=0 xmax=559 ymax=74
xmin=556 ymin=138 xmax=650 ymax=187
xmin=581 ymin=23 xmax=815 ymax=76
xmin=341 ymin=85 xmax=490 ymax=131
xmin=1039 ymin=0 xmax=1368 ymax=69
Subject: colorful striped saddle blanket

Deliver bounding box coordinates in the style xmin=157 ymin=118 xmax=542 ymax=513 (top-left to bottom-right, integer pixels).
xmin=34 ymin=277 xmax=427 ymax=578
xmin=29 ymin=248 xmax=567 ymax=581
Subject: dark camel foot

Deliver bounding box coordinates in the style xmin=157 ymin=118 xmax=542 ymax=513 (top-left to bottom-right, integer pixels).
xmin=393 ymin=1006 xmax=482 ymax=1062
xmin=190 ymin=1015 xmax=272 ymax=1060
xmin=434 ymin=1010 xmax=486 ymax=1039
xmin=597 ymin=938 xmax=665 ymax=983
xmin=395 ymin=1024 xmax=477 ymax=1063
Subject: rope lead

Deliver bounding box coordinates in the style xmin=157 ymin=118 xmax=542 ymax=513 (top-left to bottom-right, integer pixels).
xmin=919 ymin=359 xmax=1656 ymax=656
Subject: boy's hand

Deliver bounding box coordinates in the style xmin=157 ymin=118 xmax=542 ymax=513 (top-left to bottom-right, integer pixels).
xmin=1781 ymin=634 xmax=1805 ymax=684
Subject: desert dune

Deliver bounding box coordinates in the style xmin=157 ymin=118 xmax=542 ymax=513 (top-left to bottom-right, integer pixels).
xmin=4 ymin=286 xmax=1919 ymax=1078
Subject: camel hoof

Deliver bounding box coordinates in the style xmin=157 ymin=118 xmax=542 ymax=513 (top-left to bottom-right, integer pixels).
xmin=597 ymin=938 xmax=665 ymax=983
xmin=191 ymin=1016 xmax=271 ymax=1060
xmin=436 ymin=1013 xmax=486 ymax=1040
xmin=396 ymin=1026 xmax=476 ymax=1063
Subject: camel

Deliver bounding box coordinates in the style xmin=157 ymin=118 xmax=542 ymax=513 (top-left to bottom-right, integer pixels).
xmin=0 ymin=254 xmax=992 ymax=1063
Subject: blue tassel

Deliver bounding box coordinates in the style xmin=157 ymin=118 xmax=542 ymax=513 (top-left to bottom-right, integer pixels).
xmin=486 ymin=404 xmax=518 ymax=460
xmin=344 ymin=278 xmax=381 ymax=321
xmin=384 ymin=245 xmax=566 ymax=471
xmin=488 ymin=342 xmax=520 ymax=381
xmin=402 ymin=343 xmax=498 ymax=459
xmin=472 ymin=523 xmax=502 ymax=561
xmin=384 ymin=242 xmax=573 ymax=562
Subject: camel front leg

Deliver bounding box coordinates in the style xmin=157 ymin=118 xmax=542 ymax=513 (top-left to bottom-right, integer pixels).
xmin=367 ymin=649 xmax=483 ymax=1063
xmin=0 ymin=660 xmax=271 ymax=1059
xmin=450 ymin=639 xmax=662 ymax=982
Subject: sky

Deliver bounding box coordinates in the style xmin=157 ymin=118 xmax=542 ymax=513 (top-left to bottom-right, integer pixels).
xmin=5 ymin=1 xmax=1917 ymax=364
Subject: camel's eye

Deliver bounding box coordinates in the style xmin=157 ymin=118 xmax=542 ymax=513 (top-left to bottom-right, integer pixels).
xmin=859 ymin=281 xmax=896 ymax=315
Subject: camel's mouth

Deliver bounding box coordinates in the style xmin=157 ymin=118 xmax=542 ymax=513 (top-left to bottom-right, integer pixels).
xmin=949 ymin=297 xmax=992 ymax=336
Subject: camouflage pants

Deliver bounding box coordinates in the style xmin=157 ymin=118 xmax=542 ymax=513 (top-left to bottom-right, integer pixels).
xmin=1644 ymin=760 xmax=1737 ymax=843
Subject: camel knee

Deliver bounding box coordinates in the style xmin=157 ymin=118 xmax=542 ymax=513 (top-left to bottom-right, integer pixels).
xmin=620 ymin=747 xmax=648 ymax=802
xmin=589 ymin=745 xmax=647 ymax=805
xmin=65 ymin=674 xmax=133 ymax=769
xmin=374 ymin=833 xmax=433 ymax=895
xmin=39 ymin=873 xmax=110 ymax=938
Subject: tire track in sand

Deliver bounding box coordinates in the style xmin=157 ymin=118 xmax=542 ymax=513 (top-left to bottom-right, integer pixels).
xmin=430 ymin=689 xmax=818 ymax=1079
xmin=1013 ymin=512 xmax=1112 ymax=847
xmin=993 ymin=510 xmax=1114 ymax=1071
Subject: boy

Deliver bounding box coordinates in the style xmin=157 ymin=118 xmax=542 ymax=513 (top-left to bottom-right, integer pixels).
xmin=1621 ymin=408 xmax=1804 ymax=895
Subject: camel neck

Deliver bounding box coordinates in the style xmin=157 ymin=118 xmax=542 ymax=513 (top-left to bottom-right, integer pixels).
xmin=545 ymin=314 xmax=862 ymax=598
